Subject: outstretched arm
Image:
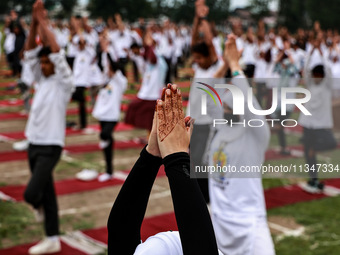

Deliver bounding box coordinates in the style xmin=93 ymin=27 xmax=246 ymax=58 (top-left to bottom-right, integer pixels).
xmin=35 ymin=1 xmax=60 ymax=53
xmin=26 ymin=1 xmax=39 ymax=51
xmin=107 ymin=112 xmax=162 ymax=255
xmin=157 ymin=85 xmax=219 ymax=255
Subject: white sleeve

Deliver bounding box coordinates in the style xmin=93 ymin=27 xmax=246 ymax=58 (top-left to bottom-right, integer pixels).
xmin=231 ymin=74 xmax=250 ymax=102
xmin=108 ymin=45 xmax=118 ymax=62
xmin=23 ymin=46 xmax=43 ymax=82
xmin=49 ymin=49 xmax=74 ymax=94
xmin=231 ymin=75 xmax=270 ymax=148
xmin=303 ymin=52 xmax=312 ymax=87
xmin=323 ymin=56 xmax=333 ymax=89
xmin=116 ymin=71 xmax=128 ymax=91
xmin=101 ymin=52 xmax=110 ymax=80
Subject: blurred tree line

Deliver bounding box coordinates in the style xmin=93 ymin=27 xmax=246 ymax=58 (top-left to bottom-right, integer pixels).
xmin=87 ymin=0 xmax=230 ymax=24
xmin=1 ymin=0 xmax=340 ymax=31
xmin=1 ymin=0 xmax=76 ymax=18
xmin=278 ymin=0 xmax=340 ymax=31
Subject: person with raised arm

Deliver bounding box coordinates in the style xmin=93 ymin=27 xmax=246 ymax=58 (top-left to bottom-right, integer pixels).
xmin=125 ymin=26 xmax=168 ymax=135
xmin=209 ymin=34 xmax=275 ymax=255
xmin=108 ymin=84 xmax=222 ymax=255
xmin=22 ymin=1 xmax=74 ymax=254
xmin=299 ymin=43 xmax=337 ymax=193
xmin=92 ymin=38 xmax=128 ymax=182
xmin=188 ymin=0 xmax=224 ymax=203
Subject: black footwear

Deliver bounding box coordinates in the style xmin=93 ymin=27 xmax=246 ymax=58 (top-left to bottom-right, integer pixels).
xmin=302 ymin=180 xmax=325 ymax=194
xmin=280 ymin=150 xmax=291 ymax=156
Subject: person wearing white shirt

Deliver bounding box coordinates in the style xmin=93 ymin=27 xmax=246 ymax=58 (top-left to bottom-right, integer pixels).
xmin=125 ymin=29 xmax=168 ymax=132
xmin=254 ymin=32 xmax=271 ymax=107
xmin=157 ymin=29 xmax=174 ymax=84
xmin=3 ymin=15 xmax=16 ymax=75
xmin=272 ymin=40 xmax=299 ymax=156
xmin=112 ymin=14 xmax=132 ymax=76
xmin=71 ymin=38 xmax=96 ymax=129
xmin=173 ymin=29 xmax=185 ymax=79
xmin=52 ymin=21 xmax=69 ymax=49
xmin=208 ymin=34 xmax=275 ymax=255
xmin=299 ymin=46 xmax=337 ymax=193
xmin=188 ymin=2 xmax=222 ymax=203
xmin=242 ymin=28 xmax=257 ymax=78
xmin=93 ymin=52 xmax=127 ymax=182
xmin=66 ymin=17 xmax=81 ymax=69
xmin=129 ymin=42 xmax=146 ymax=83
xmin=23 ymin=2 xmax=74 ymax=254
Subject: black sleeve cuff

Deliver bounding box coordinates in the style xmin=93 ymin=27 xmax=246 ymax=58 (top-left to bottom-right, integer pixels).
xmin=140 ymin=145 xmax=163 ymax=167
xmin=163 ymin=152 xmax=190 ymax=177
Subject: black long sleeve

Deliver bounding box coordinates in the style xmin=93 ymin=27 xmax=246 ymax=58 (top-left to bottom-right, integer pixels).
xmin=163 ymin=153 xmax=219 ymax=255
xmin=107 ymin=146 xmax=162 ymax=255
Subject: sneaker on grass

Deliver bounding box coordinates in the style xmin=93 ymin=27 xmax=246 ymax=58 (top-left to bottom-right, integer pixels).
xmin=99 ymin=139 xmax=110 ymax=149
xmin=75 ymin=169 xmax=98 ymax=181
xmin=28 ymin=237 xmax=61 ymax=255
xmin=13 ymin=139 xmax=29 ymax=151
xmin=98 ymin=173 xmax=112 ymax=182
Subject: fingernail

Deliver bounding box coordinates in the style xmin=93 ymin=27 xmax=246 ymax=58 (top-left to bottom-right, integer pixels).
xmin=166 ymin=89 xmax=171 ymax=96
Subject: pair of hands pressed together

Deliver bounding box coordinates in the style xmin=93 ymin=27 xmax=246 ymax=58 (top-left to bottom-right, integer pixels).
xmin=32 ymin=0 xmax=47 ymax=26
xmin=146 ymin=84 xmax=194 ymax=159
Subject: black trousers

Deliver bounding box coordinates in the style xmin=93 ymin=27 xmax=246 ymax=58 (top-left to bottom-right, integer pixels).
xmin=72 ymin=86 xmax=87 ymax=129
xmin=99 ymin=121 xmax=117 ymax=175
xmin=118 ymin=58 xmax=129 ymax=77
xmin=107 ymin=147 xmax=219 ymax=255
xmin=163 ymin=57 xmax=172 ymax=85
xmin=24 ymin=144 xmax=62 ymax=236
xmin=132 ymin=60 xmax=139 ymax=83
xmin=66 ymin=57 xmax=75 ymax=70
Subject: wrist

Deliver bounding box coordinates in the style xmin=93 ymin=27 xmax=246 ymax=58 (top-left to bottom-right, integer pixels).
xmin=232 ymin=70 xmax=244 ymax=77
xmin=146 ymin=144 xmax=161 ymax=158
xmin=161 ymin=148 xmax=188 ymax=159
xmin=142 ymin=145 xmax=162 ymax=162
xmin=229 ymin=62 xmax=241 ymax=74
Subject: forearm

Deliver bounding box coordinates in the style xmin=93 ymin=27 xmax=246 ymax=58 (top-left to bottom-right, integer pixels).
xmin=201 ymin=20 xmax=217 ymax=63
xmin=164 ymin=153 xmax=219 ymax=255
xmin=26 ymin=22 xmax=38 ymax=50
xmin=191 ymin=16 xmax=200 ymax=46
xmin=39 ymin=20 xmax=60 ymax=52
xmin=107 ymin=146 xmax=162 ymax=255
xmin=229 ymin=60 xmax=242 ymax=74
xmin=214 ymin=61 xmax=228 ymax=78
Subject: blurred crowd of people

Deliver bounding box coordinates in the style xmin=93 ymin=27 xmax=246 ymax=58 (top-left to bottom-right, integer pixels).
xmin=1 ymin=0 xmax=339 ymax=254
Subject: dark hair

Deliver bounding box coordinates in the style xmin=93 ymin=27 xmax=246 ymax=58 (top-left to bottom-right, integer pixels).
xmin=312 ymin=65 xmax=325 ymax=76
xmin=38 ymin=47 xmax=52 ymax=58
xmin=107 ymin=53 xmax=121 ymax=72
xmin=191 ymin=42 xmax=210 ymax=57
xmin=130 ymin=42 xmax=141 ymax=49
